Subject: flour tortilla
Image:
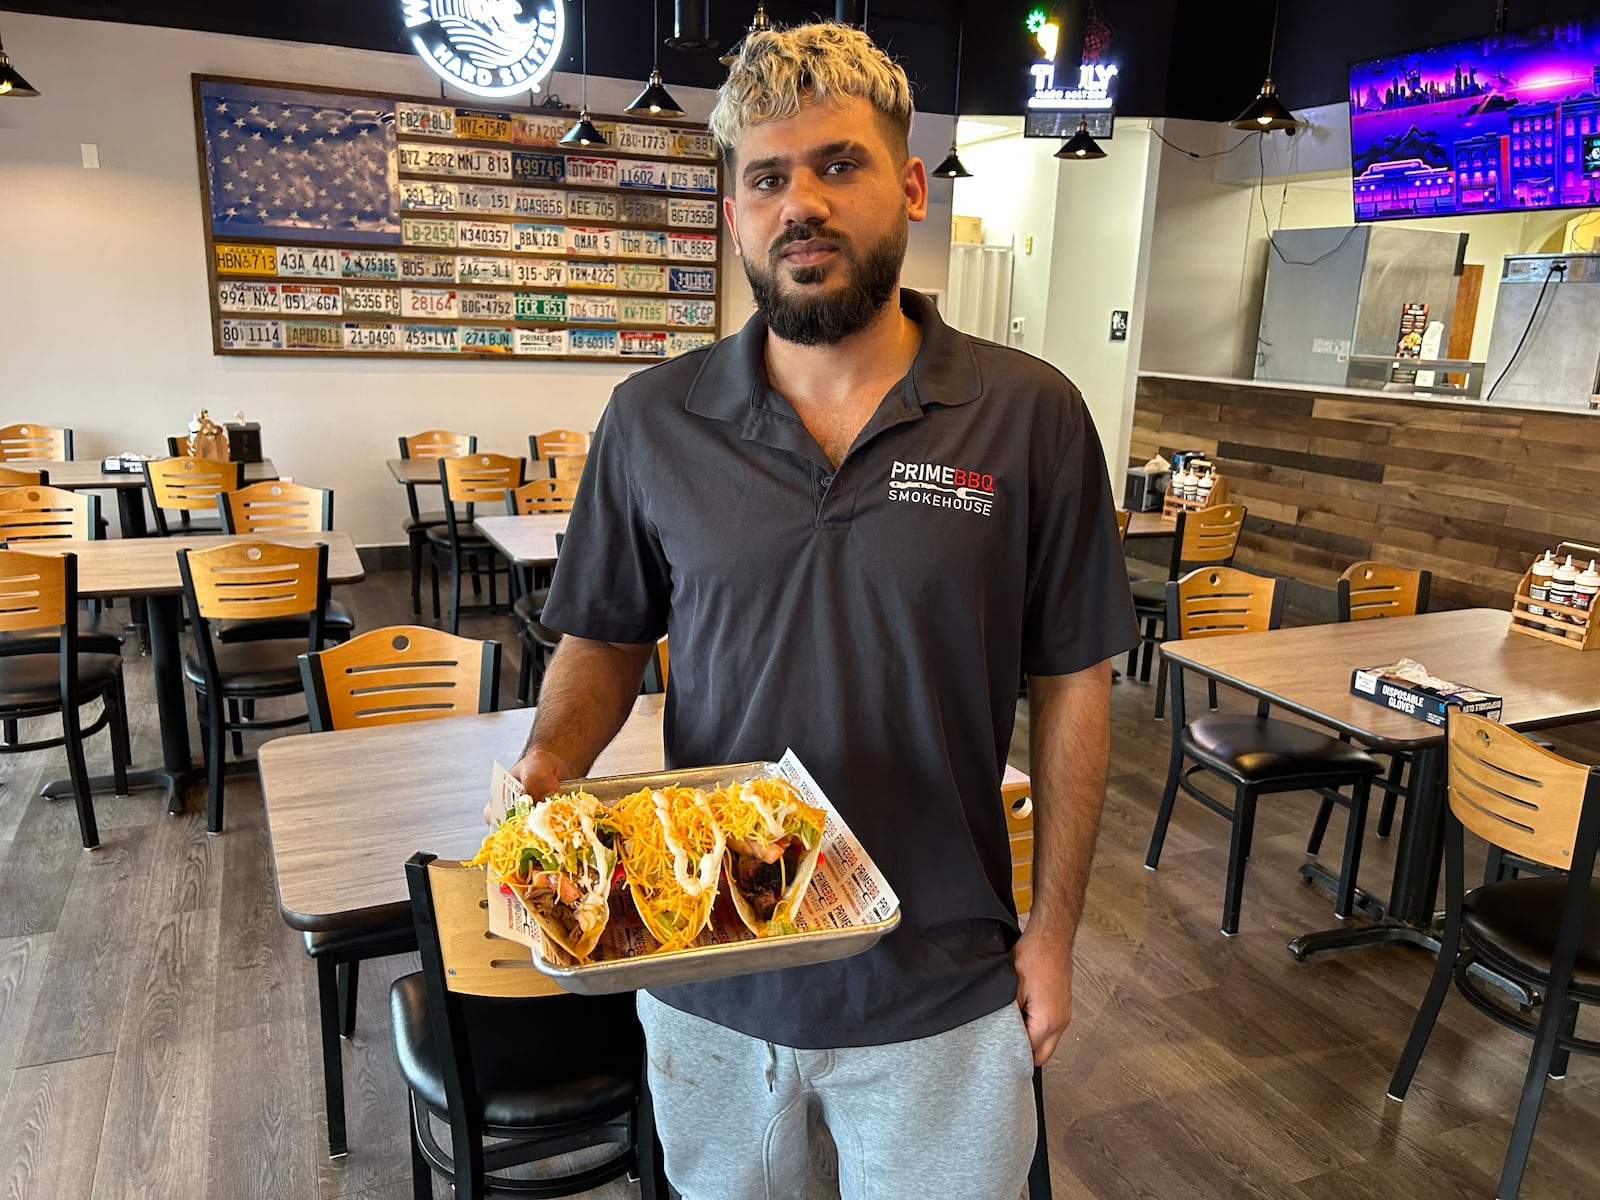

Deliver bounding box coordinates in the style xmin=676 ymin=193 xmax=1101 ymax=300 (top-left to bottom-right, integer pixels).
xmin=724 ymin=838 xmax=822 ymax=937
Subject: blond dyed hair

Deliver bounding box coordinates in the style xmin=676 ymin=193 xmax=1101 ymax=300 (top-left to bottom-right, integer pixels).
xmin=709 ymin=22 xmax=914 ymax=168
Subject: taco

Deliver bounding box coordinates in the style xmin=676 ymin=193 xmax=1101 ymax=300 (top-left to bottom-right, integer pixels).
xmin=465 ymin=789 xmax=618 ymax=962
xmin=708 ymin=777 xmax=826 ymax=937
xmin=610 ymin=785 xmax=726 ymax=951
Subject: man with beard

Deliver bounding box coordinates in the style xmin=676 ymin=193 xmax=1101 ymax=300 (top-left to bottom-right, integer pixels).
xmin=509 ymin=21 xmax=1138 ymax=1199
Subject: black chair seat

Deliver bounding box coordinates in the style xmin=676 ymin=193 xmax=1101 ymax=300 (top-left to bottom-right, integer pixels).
xmin=216 ymin=598 xmax=354 ymax=644
xmin=390 ymin=975 xmax=641 ymax=1127
xmin=0 ymin=652 xmax=121 ymax=708
xmin=424 ymin=526 xmax=491 ymax=551
xmin=512 ymin=591 xmax=550 ymax=625
xmin=184 ymin=639 xmax=306 ymax=695
xmin=1130 ymin=578 xmax=1166 ymax=609
xmin=403 ymin=511 xmax=448 ymax=534
xmin=1463 ymin=877 xmax=1600 ymax=995
xmin=1182 ymin=716 xmax=1382 ymax=784
xmin=0 ymin=610 xmax=123 ymax=656
xmin=304 ymin=912 xmax=415 ymax=960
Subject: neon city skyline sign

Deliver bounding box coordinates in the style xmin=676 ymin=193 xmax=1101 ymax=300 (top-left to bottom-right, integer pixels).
xmin=401 ymin=1 xmax=565 ymax=99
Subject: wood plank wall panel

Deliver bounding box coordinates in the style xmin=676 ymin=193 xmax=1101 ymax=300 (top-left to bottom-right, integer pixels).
xmin=1130 ymin=376 xmax=1600 ymax=611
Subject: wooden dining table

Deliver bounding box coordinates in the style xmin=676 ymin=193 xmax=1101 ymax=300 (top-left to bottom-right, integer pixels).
xmin=1159 ymin=608 xmax=1600 ymax=960
xmin=1122 ymin=510 xmax=1176 ymax=540
xmin=42 ymin=531 xmax=364 ymax=812
xmin=473 ymin=512 xmax=569 ymax=567
xmin=260 ymin=693 xmax=1031 ymax=933
xmin=33 ymin=458 xmax=278 ymax=538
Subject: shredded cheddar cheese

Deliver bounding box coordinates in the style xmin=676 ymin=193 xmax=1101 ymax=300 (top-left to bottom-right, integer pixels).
xmin=611 ymin=785 xmax=727 ymax=950
xmin=706 ymin=777 xmax=825 ymax=851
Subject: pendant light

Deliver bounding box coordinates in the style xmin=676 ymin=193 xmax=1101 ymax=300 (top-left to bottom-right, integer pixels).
xmin=561 ymin=0 xmax=607 ymax=147
xmin=1231 ymin=0 xmax=1298 ymax=131
xmin=931 ymin=17 xmax=972 ymax=179
xmin=0 ymin=28 xmax=40 ymax=97
xmin=1054 ymin=117 xmax=1105 ymax=160
xmin=720 ymin=3 xmax=771 ymax=68
xmin=627 ymin=1 xmax=686 ymax=117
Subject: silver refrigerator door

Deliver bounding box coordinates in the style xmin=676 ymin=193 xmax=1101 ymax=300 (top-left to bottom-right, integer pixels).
xmin=1254 ymin=227 xmax=1368 ymax=386
xmin=1483 ymin=253 xmax=1600 ymax=409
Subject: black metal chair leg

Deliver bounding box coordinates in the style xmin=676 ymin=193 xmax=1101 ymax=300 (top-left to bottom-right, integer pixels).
xmin=205 ymin=693 xmax=227 ymax=834
xmin=1306 ymin=796 xmax=1335 ymax=856
xmin=408 ymin=533 xmax=424 ymax=617
xmin=317 ymin=956 xmax=349 ymax=1159
xmin=1138 ymin=617 xmax=1158 ymax=683
xmin=338 ymin=960 xmax=360 ymax=1037
xmin=1207 ymin=679 xmax=1218 ymax=710
xmin=1145 ymin=740 xmax=1185 ymax=870
xmin=1387 ymin=923 xmax=1460 ymax=1100
xmin=61 ymin=708 xmax=100 ymax=850
xmin=1548 ymin=998 xmax=1580 ymax=1080
xmin=1153 ymin=657 xmax=1169 ymax=722
xmin=108 ymin=674 xmax=132 ymax=797
xmin=408 ymin=1093 xmax=431 ymax=1199
xmin=448 ymin=550 xmax=463 ymax=635
xmin=2 ymin=717 xmax=17 ymax=746
xmin=516 ymin=641 xmax=533 ymax=706
xmin=228 ymin=698 xmax=244 ymax=758
xmin=1496 ymin=978 xmax=1572 ymax=1200
xmin=1335 ymin=779 xmax=1371 ymax=920
xmin=429 ymin=557 xmax=441 ymax=621
xmin=1220 ymin=789 xmax=1257 ymax=936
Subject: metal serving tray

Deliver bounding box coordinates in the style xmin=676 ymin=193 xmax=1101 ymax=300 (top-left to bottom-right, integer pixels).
xmin=508 ymin=756 xmax=900 ymax=995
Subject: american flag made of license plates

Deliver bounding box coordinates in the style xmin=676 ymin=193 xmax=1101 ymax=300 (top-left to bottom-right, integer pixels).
xmin=199 ymin=80 xmax=401 ymax=245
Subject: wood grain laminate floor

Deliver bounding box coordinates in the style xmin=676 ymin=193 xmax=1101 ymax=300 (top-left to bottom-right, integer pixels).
xmin=0 ymin=567 xmax=1596 ymax=1199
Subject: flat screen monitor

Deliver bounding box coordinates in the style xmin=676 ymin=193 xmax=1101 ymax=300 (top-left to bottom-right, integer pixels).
xmin=1349 ymin=19 xmax=1600 ymax=221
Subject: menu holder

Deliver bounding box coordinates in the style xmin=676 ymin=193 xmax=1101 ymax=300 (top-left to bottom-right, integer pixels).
xmin=1162 ymin=464 xmax=1230 ymax=518
xmin=1509 ymin=539 xmax=1600 ymax=651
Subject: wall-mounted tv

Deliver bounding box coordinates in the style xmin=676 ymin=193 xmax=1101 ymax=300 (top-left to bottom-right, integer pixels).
xmin=1349 ymin=19 xmax=1600 ymax=221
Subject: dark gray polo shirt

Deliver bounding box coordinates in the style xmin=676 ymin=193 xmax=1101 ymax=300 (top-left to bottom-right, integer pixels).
xmin=542 ymin=288 xmax=1139 ymax=1048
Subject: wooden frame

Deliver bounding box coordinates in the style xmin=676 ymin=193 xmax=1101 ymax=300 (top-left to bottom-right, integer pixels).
xmin=218 ymin=480 xmax=333 ymax=534
xmin=401 ymin=430 xmax=475 ymax=461
xmin=193 ymin=75 xmax=723 ymax=364
xmin=300 ymin=625 xmax=500 ymax=731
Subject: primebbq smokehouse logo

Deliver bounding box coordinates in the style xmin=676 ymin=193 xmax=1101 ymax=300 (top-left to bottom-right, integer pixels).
xmin=401 ymin=1 xmax=565 ymax=99
xmin=888 ymin=460 xmax=996 ymax=516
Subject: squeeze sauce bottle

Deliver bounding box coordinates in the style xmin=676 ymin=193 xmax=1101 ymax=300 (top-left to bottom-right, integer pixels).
xmin=1549 ymin=554 xmax=1579 ymax=622
xmin=1528 ymin=550 xmax=1557 ymax=616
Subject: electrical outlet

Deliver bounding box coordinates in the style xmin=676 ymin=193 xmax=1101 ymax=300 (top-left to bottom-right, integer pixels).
xmin=1010 ymin=317 xmax=1026 ymax=339
xmin=81 ymin=143 xmax=100 ymax=169
xmin=1024 ymin=235 xmax=1034 ymax=254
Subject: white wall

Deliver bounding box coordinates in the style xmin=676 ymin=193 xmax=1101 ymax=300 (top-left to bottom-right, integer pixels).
xmin=948 ymin=122 xmax=1157 ymax=478
xmin=0 ymin=12 xmax=953 ymax=545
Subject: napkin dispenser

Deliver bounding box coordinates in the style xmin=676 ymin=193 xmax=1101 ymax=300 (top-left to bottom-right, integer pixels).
xmin=227 ymin=420 xmax=263 ymax=463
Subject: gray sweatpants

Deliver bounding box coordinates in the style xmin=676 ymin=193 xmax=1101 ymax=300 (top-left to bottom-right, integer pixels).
xmin=637 ymin=991 xmax=1038 ymax=1200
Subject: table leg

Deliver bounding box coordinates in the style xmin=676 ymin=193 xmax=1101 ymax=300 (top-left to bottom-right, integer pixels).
xmin=1287 ymin=746 xmax=1447 ymax=962
xmin=40 ymin=591 xmax=197 ymax=815
xmin=115 ymin=486 xmax=149 ymax=539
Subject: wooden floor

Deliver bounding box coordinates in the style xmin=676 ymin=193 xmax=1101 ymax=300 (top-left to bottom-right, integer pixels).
xmin=1 ymin=567 xmax=1597 ymax=1199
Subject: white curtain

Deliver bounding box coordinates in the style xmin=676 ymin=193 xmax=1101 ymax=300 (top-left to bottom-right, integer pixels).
xmin=945 ymin=243 xmax=1013 ymax=344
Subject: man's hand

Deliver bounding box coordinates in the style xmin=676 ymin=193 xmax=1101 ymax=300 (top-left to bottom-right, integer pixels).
xmin=483 ymin=749 xmax=571 ymax=824
xmin=1013 ymin=924 xmax=1074 ymax=1066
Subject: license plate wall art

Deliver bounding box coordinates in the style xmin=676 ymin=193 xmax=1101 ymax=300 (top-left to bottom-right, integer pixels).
xmin=196 ymin=76 xmax=722 ymax=361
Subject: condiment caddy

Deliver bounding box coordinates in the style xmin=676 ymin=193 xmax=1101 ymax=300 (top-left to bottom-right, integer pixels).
xmin=1162 ymin=459 xmax=1230 ymax=517
xmin=1510 ymin=540 xmax=1600 ymax=650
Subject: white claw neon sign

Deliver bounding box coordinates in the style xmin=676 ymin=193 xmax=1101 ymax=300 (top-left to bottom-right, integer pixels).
xmin=401 ymin=1 xmax=566 ymax=99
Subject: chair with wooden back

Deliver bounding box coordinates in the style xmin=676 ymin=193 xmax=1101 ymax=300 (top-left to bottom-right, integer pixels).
xmin=641 ymin=635 xmax=671 ymax=695
xmin=178 ymin=540 xmax=328 ymax=832
xmin=294 ymin=624 xmax=501 ymax=1159
xmin=1338 ymin=561 xmax=1431 ymax=623
xmin=0 ymin=487 xmax=123 ymax=657
xmin=0 ymin=549 xmax=131 ymax=849
xmin=0 ymin=423 xmax=71 ymax=462
xmin=396 ymin=854 xmax=664 ymax=1198
xmin=144 ymin=456 xmax=243 ymax=535
xmin=1388 ymin=712 xmax=1600 ymax=1200
xmin=530 ymin=428 xmax=589 ymax=462
xmin=399 ymin=431 xmax=476 ymax=617
xmin=1145 ymin=567 xmax=1381 ymax=937
xmin=1306 ymin=561 xmax=1436 ymax=857
xmin=1115 ymin=509 xmax=1131 ymax=541
xmin=507 ymin=477 xmax=578 ymax=514
xmin=1129 ymin=502 xmax=1248 ymax=717
xmin=214 ymin=482 xmax=354 ymax=646
xmin=0 ymin=465 xmax=48 ymax=486
xmin=547 ymin=453 xmax=588 ymax=484
xmin=427 ymin=453 xmax=524 ymax=634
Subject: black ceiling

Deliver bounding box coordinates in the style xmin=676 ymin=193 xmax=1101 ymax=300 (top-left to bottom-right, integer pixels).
xmin=4 ymin=2 xmax=1593 ymax=123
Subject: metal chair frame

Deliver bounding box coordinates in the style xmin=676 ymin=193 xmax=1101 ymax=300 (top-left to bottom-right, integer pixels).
xmin=400 ymin=431 xmax=475 ymax=617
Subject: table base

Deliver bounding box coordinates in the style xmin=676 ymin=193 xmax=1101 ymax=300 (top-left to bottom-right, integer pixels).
xmin=1287 ymin=920 xmax=1440 ymax=961
xmin=41 ymin=769 xmax=189 ymax=816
